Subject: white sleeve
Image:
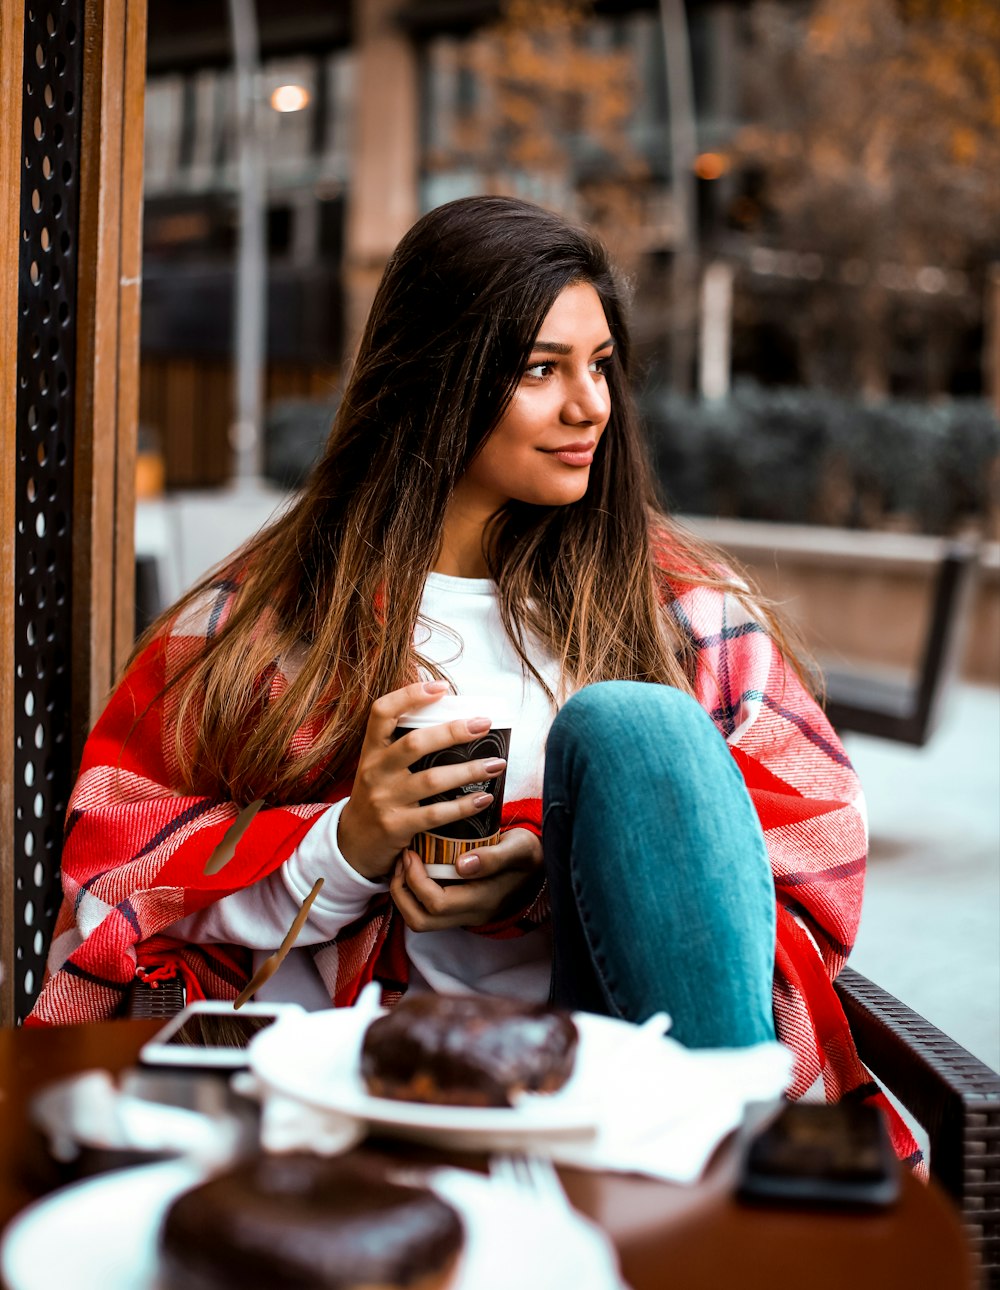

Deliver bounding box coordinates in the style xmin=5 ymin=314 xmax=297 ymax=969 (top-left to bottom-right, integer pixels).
xmin=166 ymin=798 xmax=390 ymax=949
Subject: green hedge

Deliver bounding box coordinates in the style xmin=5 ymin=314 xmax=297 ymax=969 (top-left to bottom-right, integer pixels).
xmin=263 ymin=386 xmax=1000 ymax=537
xmin=264 ymin=399 xmax=339 ymax=491
xmin=640 ymin=382 xmax=1000 ymax=536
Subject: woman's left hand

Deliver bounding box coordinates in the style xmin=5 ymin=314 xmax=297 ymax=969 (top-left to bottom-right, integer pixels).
xmin=389 ymin=828 xmax=543 ymax=931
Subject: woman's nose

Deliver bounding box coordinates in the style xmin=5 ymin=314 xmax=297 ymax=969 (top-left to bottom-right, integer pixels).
xmin=562 ymin=371 xmax=610 ymax=425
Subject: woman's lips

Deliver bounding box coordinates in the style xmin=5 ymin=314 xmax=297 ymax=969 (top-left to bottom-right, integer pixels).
xmin=543 ymin=442 xmax=596 ymax=467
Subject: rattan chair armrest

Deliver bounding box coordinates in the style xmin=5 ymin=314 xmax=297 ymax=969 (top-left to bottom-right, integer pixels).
xmin=834 ymin=966 xmax=1000 ymax=1281
xmin=125 ymin=977 xmax=186 ymax=1020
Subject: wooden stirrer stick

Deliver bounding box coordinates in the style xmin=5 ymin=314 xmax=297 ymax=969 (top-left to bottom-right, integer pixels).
xmin=232 ymin=876 xmax=325 ymax=1010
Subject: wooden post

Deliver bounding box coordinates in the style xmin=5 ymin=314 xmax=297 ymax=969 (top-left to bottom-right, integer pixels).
xmin=0 ymin=0 xmax=26 ymax=1027
xmin=658 ymin=0 xmax=698 ymax=393
xmin=986 ymin=264 xmax=1000 ymax=422
xmin=344 ymin=0 xmax=419 ymax=354
xmin=72 ymin=0 xmax=147 ymax=765
xmin=698 ymin=260 xmax=734 ymax=403
xmin=0 ymin=0 xmax=146 ymax=1025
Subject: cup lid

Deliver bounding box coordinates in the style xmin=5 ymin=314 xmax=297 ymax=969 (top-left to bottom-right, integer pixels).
xmin=397 ymin=692 xmax=513 ymax=728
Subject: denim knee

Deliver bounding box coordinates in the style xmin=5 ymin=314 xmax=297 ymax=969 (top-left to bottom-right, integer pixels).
xmin=544 ymin=679 xmax=758 ymax=863
xmin=548 ymin=680 xmax=720 ymax=775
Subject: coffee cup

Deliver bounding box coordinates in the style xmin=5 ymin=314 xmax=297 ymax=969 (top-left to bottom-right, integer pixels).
xmin=394 ymin=693 xmax=512 ymax=879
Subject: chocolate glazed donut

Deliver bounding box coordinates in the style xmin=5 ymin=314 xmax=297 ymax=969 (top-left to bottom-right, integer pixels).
xmin=361 ymin=994 xmax=579 ymax=1108
xmin=159 ymin=1151 xmax=464 ymax=1290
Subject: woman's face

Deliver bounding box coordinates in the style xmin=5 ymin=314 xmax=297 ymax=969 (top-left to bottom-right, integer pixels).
xmin=456 ymin=281 xmax=614 ymax=514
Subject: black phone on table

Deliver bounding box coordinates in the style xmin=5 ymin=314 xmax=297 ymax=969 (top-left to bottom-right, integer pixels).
xmin=736 ymin=1101 xmax=900 ymax=1209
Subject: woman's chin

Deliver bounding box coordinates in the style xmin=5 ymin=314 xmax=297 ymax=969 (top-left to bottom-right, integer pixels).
xmin=521 ymin=477 xmax=592 ymax=509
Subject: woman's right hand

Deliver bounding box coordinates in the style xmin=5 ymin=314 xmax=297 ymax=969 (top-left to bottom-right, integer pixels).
xmin=336 ymin=680 xmax=507 ymax=882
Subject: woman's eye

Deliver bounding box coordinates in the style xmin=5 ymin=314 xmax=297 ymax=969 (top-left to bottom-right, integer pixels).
xmin=590 ymin=355 xmax=613 ymax=375
xmin=524 ymin=362 xmax=553 ymax=380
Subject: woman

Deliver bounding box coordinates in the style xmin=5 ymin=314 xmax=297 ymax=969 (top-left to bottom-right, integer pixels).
xmin=28 ymin=197 xmax=918 ymax=1166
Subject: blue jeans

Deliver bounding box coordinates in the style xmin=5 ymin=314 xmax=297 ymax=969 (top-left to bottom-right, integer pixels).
xmin=543 ymin=681 xmax=777 ymax=1047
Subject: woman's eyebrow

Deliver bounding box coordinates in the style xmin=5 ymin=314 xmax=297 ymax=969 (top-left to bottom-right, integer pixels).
xmin=530 ymin=337 xmax=615 ymax=355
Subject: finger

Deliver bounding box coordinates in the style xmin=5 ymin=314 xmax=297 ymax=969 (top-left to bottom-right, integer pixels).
xmin=397 ymin=851 xmax=456 ymax=916
xmin=390 ymin=854 xmax=466 ymax=931
xmin=384 ymin=717 xmax=499 ymax=772
xmin=399 ymin=851 xmax=522 ymax=925
xmin=389 ymin=867 xmax=436 ymax=931
xmin=402 ymin=849 xmax=521 ymax=907
xmin=374 ymin=779 xmax=495 ymax=848
xmin=392 ymin=853 xmax=532 ymax=930
xmin=410 ymin=790 xmax=496 ymax=835
xmin=454 ymin=828 xmax=543 ymax=879
xmin=406 ymin=754 xmax=506 ymax=800
xmin=365 ymin=680 xmax=452 ymax=747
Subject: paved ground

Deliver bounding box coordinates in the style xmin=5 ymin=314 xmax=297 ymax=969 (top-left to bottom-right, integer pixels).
xmin=845 ymin=681 xmax=1000 ymax=1073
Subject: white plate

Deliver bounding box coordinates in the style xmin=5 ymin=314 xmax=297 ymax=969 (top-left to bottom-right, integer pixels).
xmin=1 ymin=1158 xmax=625 ymax=1290
xmin=247 ymin=1006 xmax=639 ymax=1149
xmin=1 ymin=1160 xmax=204 ymax=1290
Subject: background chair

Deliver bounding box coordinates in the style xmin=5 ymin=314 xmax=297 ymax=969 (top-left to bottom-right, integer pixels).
xmin=823 ymin=542 xmax=979 ymax=746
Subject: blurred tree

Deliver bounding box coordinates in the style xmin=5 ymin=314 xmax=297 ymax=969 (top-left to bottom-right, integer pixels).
xmin=730 ymin=0 xmax=1000 ymax=397
xmin=426 ymin=0 xmax=652 ymax=274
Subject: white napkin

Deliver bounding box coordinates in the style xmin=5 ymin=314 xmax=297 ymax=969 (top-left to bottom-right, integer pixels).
xmin=30 ymin=1070 xmax=241 ymax=1166
xmin=230 ymin=1071 xmax=366 ymax=1156
xmin=541 ymin=1022 xmax=794 ymax=1184
xmin=245 ymin=990 xmax=794 ymax=1187
xmin=430 ymin=1166 xmax=627 ymax=1290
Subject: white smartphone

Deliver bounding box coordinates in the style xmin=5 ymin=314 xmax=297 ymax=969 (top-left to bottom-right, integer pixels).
xmin=138 ymin=999 xmax=304 ymax=1069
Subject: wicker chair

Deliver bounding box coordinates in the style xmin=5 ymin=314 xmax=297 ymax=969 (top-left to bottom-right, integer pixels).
xmin=835 ymin=967 xmax=1000 ymax=1284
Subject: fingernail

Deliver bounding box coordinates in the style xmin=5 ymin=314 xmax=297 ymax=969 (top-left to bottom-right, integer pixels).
xmin=423 ymin=680 xmax=449 ymax=693
xmin=483 ymin=758 xmax=506 ymax=774
xmin=458 ymin=854 xmax=481 ymax=876
xmin=467 ymin=717 xmax=491 ymax=733
xmin=472 ymin=792 xmax=493 ymax=808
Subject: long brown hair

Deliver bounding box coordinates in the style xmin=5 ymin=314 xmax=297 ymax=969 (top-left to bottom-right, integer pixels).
xmin=138 ymin=197 xmax=806 ymax=804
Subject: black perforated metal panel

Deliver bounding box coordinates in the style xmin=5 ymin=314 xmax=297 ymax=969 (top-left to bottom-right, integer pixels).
xmin=14 ymin=0 xmax=84 ymax=1023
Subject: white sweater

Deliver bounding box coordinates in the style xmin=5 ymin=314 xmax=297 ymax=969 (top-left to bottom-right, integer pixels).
xmin=168 ymin=572 xmax=563 ymax=1007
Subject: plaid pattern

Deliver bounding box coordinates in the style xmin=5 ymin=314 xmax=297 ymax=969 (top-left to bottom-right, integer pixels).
xmin=26 ymin=574 xmax=922 ymax=1171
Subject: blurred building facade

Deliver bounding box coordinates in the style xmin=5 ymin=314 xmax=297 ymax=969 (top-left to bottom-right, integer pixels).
xmin=138 ymin=0 xmax=769 ymax=486
xmin=138 ymin=0 xmax=998 ymax=489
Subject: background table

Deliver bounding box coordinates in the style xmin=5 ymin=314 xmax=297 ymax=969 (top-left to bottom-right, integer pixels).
xmin=0 ymin=1019 xmax=976 ymax=1290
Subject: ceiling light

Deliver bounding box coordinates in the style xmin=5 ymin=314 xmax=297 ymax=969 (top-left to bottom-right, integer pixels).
xmin=270 ymin=84 xmax=310 ymax=113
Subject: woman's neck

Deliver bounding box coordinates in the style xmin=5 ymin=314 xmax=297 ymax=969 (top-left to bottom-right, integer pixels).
xmin=432 ymin=535 xmax=490 ymax=579
xmin=434 ymin=495 xmax=493 ymax=578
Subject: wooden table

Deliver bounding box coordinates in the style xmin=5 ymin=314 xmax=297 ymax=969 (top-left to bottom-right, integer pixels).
xmin=0 ymin=1020 xmax=976 ymax=1290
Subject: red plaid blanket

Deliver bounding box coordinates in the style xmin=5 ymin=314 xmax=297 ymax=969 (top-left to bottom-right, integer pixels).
xmin=26 ymin=575 xmax=922 ymax=1171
